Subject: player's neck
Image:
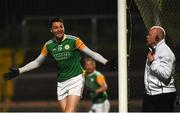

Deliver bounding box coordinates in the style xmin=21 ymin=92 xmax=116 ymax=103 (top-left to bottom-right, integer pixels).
xmin=56 ymin=37 xmax=63 ymax=42
xmin=88 ymin=70 xmax=96 ymax=76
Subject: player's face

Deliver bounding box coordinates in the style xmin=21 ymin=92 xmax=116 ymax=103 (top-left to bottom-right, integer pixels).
xmin=84 ymin=61 xmax=95 ymax=73
xmin=146 ymin=29 xmax=157 ymax=46
xmin=51 ymin=22 xmax=65 ymax=39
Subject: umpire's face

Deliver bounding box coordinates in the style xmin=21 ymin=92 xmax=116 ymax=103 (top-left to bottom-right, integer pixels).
xmin=146 ymin=29 xmax=157 ymax=47
xmin=50 ymin=21 xmax=65 ymax=39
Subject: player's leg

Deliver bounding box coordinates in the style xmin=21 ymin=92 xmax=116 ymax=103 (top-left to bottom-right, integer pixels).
xmin=103 ymin=99 xmax=110 ymax=112
xmin=89 ymin=104 xmax=96 ymax=113
xmin=58 ymin=97 xmax=67 ymax=112
xmin=58 ymin=74 xmax=83 ymax=112
xmin=65 ymin=95 xmax=81 ymax=112
xmin=92 ymin=103 xmax=103 ymax=112
xmin=92 ymin=100 xmax=110 ymax=113
xmin=57 ymin=81 xmax=69 ymax=112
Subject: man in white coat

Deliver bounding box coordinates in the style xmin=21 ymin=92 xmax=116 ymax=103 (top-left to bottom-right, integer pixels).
xmin=142 ymin=26 xmax=176 ymax=112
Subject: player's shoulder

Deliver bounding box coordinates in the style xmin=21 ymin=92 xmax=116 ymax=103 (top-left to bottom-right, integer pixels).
xmin=66 ymin=34 xmax=79 ymax=40
xmin=95 ymin=70 xmax=104 ymax=77
xmin=44 ymin=39 xmax=54 ymax=45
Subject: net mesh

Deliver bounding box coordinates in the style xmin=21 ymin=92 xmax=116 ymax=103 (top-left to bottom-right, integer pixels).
xmin=134 ymin=0 xmax=180 ymax=46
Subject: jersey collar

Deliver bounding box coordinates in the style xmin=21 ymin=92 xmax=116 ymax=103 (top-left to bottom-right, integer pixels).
xmin=53 ymin=34 xmax=67 ymax=43
xmin=88 ymin=70 xmax=96 ymax=76
xmin=62 ymin=34 xmax=67 ymax=41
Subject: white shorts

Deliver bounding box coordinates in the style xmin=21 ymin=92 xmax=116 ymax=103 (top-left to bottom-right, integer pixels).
xmin=57 ymin=74 xmax=84 ymax=101
xmin=89 ymin=99 xmax=110 ymax=113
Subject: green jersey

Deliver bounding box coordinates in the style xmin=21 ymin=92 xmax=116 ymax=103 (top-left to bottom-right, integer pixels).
xmin=41 ymin=34 xmax=86 ymax=82
xmin=84 ymin=70 xmax=108 ymax=103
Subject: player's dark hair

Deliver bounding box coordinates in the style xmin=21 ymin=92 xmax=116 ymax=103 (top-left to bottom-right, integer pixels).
xmin=48 ymin=16 xmax=64 ymax=28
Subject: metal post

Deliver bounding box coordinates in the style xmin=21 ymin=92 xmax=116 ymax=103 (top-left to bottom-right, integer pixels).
xmin=118 ymin=0 xmax=128 ymax=112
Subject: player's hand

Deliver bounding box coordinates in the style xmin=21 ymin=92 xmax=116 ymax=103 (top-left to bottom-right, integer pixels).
xmin=106 ymin=60 xmax=117 ymax=71
xmin=4 ymin=68 xmax=20 ymax=80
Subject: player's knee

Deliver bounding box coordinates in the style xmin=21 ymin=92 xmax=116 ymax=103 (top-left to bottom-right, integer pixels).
xmin=65 ymin=107 xmax=77 ymax=112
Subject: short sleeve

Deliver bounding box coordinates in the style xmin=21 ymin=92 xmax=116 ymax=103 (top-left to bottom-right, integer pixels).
xmin=76 ymin=38 xmax=87 ymax=51
xmin=96 ymin=75 xmax=107 ymax=86
xmin=41 ymin=44 xmax=48 ymax=56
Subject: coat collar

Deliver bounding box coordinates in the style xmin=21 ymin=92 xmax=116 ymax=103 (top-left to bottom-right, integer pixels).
xmin=156 ymin=39 xmax=165 ymax=48
xmin=156 ymin=39 xmax=165 ymax=47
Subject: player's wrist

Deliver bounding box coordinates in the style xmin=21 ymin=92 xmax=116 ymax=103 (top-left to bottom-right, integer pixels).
xmin=4 ymin=68 xmax=20 ymax=80
xmin=95 ymin=89 xmax=102 ymax=94
xmin=95 ymin=90 xmax=99 ymax=94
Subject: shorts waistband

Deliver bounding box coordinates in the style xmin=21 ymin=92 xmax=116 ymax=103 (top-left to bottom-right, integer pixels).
xmin=57 ymin=74 xmax=83 ymax=86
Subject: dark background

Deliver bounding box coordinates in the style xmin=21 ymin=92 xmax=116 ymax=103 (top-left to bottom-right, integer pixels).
xmin=0 ymin=0 xmax=117 ymax=26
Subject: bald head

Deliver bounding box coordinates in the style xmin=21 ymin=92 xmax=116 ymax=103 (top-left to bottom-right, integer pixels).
xmin=150 ymin=26 xmax=166 ymax=40
xmin=146 ymin=26 xmax=166 ymax=46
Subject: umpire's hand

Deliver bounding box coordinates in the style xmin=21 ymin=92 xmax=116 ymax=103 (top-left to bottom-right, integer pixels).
xmin=4 ymin=68 xmax=20 ymax=80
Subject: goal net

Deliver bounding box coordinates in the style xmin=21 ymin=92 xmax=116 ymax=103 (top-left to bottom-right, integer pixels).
xmin=134 ymin=0 xmax=180 ymax=46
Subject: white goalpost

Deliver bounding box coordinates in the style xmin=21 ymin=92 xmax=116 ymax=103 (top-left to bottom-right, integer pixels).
xmin=118 ymin=0 xmax=128 ymax=112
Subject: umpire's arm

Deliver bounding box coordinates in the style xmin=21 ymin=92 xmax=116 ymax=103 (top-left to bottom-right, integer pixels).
xmin=150 ymin=55 xmax=175 ymax=80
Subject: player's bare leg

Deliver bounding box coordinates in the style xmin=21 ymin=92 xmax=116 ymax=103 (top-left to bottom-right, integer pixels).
xmin=65 ymin=95 xmax=81 ymax=112
xmin=58 ymin=97 xmax=67 ymax=112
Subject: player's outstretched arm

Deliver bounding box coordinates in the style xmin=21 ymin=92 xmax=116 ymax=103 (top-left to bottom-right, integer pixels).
xmin=76 ymin=37 xmax=117 ymax=70
xmin=4 ymin=54 xmax=46 ymax=80
xmin=82 ymin=47 xmax=107 ymax=64
xmin=82 ymin=47 xmax=117 ymax=70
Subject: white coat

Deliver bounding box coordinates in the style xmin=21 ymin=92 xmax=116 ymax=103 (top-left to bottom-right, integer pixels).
xmin=144 ymin=39 xmax=176 ymax=95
